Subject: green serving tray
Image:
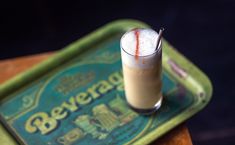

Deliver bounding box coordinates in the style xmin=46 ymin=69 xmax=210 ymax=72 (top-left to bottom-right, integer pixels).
xmin=0 ymin=20 xmax=212 ymax=145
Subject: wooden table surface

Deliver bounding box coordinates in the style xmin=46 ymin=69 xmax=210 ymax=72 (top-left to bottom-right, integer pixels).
xmin=0 ymin=53 xmax=193 ymax=145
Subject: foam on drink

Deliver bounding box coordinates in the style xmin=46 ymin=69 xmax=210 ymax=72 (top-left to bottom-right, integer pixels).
xmin=121 ymin=29 xmax=161 ymax=69
xmin=120 ymin=28 xmax=162 ymax=112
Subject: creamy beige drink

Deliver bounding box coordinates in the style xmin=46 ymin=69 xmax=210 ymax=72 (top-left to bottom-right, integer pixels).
xmin=120 ymin=28 xmax=162 ymax=114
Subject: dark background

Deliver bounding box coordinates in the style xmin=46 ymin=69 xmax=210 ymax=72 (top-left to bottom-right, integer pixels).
xmin=1 ymin=0 xmax=235 ymax=145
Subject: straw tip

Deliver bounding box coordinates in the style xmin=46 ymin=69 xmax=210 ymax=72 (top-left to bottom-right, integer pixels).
xmin=160 ymin=27 xmax=165 ymax=32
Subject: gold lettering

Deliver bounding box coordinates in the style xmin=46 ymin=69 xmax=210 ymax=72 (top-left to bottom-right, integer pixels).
xmin=109 ymin=72 xmax=123 ymax=85
xmin=116 ymin=83 xmax=124 ymax=91
xmin=76 ymin=92 xmax=92 ymax=105
xmin=25 ymin=112 xmax=57 ymax=135
xmin=109 ymin=72 xmax=124 ymax=91
xmin=25 ymin=71 xmax=125 ymax=135
xmin=62 ymin=97 xmax=78 ymax=112
xmin=51 ymin=107 xmax=68 ymax=120
xmin=87 ymin=84 xmax=100 ymax=99
xmin=97 ymin=80 xmax=113 ymax=94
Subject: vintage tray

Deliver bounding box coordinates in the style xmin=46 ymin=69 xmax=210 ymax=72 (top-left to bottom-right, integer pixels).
xmin=0 ymin=20 xmax=212 ymax=145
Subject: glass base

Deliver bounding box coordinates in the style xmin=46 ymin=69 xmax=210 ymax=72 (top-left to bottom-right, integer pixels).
xmin=128 ymin=96 xmax=163 ymax=115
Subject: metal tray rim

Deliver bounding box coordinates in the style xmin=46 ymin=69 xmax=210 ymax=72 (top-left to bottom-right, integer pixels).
xmin=0 ymin=19 xmax=213 ymax=145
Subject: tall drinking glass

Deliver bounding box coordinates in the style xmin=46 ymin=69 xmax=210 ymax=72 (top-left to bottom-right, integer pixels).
xmin=120 ymin=28 xmax=162 ymax=114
